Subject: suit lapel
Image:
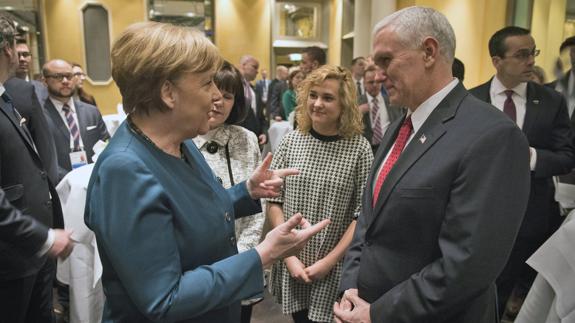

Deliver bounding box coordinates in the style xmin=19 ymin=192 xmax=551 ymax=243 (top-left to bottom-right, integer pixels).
xmin=369 ymin=83 xmax=467 ymax=227
xmin=45 ymin=98 xmax=71 ymax=141
xmin=0 ymin=98 xmax=40 ymax=158
xmin=523 ymin=82 xmax=541 ymax=137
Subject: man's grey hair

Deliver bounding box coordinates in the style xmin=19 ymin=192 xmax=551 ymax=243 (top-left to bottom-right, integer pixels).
xmin=0 ymin=13 xmax=16 ymax=50
xmin=239 ymin=55 xmax=257 ymax=65
xmin=373 ymin=6 xmax=456 ymax=63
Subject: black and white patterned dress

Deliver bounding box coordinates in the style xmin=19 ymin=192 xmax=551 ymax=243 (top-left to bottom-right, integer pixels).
xmin=267 ymin=129 xmax=373 ymax=322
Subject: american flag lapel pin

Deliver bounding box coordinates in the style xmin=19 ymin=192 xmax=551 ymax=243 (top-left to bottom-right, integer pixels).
xmin=419 ymin=134 xmax=427 ymax=144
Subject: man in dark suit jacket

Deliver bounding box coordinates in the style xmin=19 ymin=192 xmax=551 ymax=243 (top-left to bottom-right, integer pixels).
xmin=335 ymin=7 xmax=531 ymax=323
xmin=470 ymin=26 xmax=575 ymax=318
xmin=0 ymin=15 xmax=73 ymax=322
xmin=238 ymin=55 xmax=267 ymax=145
xmin=547 ymin=35 xmax=575 ymax=130
xmin=5 ymin=77 xmax=59 ymax=184
xmin=267 ymin=65 xmax=289 ymax=120
xmin=358 ymin=64 xmax=404 ymax=152
xmin=42 ymin=59 xmax=109 ymax=182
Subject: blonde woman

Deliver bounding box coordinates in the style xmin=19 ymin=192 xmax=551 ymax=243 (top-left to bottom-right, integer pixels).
xmin=267 ymin=65 xmax=373 ymax=323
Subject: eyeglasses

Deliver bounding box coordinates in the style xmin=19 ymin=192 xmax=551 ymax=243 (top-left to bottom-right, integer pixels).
xmin=17 ymin=51 xmax=31 ymax=58
xmin=504 ymin=48 xmax=540 ymax=61
xmin=45 ymin=73 xmax=75 ymax=81
xmin=73 ymin=72 xmax=86 ymax=78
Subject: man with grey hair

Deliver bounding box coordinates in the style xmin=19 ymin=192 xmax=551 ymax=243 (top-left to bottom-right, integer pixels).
xmin=335 ymin=7 xmax=530 ymax=323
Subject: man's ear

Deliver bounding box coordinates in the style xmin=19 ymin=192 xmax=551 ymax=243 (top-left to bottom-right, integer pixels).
xmin=160 ymin=80 xmax=176 ymax=110
xmin=491 ymin=56 xmax=501 ymax=69
xmin=312 ymin=60 xmax=320 ymax=70
xmin=422 ymin=37 xmax=440 ymax=67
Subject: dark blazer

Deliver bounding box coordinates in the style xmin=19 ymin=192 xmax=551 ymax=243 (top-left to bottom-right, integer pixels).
xmin=44 ymin=98 xmax=110 ymax=181
xmin=239 ymin=84 xmax=268 ymax=138
xmin=340 ymin=83 xmax=531 ymax=322
xmin=268 ymin=79 xmax=288 ymax=120
xmin=85 ymin=122 xmax=264 ymax=322
xmin=470 ymin=79 xmax=575 ymax=238
xmin=358 ymin=93 xmax=404 ymax=145
xmin=0 ymin=91 xmax=63 ymax=280
xmin=0 ymin=187 xmax=48 ymax=256
xmin=5 ymin=77 xmax=59 ymax=184
xmin=547 ymin=70 xmax=575 ymax=130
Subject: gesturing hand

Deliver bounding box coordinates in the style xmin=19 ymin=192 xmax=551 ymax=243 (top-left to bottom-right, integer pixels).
xmin=247 ymin=153 xmax=299 ymax=199
xmin=256 ymin=213 xmax=330 ymax=268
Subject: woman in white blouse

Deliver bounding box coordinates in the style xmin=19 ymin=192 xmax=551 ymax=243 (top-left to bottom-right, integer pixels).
xmin=193 ymin=60 xmax=264 ymax=323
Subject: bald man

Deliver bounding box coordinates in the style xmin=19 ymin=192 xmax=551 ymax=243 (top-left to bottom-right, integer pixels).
xmin=42 ymin=59 xmax=109 ymax=182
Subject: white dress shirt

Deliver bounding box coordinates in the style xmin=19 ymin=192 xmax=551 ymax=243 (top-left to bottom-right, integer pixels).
xmin=354 ymin=76 xmax=365 ymax=97
xmin=50 ymin=97 xmax=85 ymax=150
xmin=373 ymin=78 xmax=459 ymax=190
xmin=489 ymin=76 xmax=537 ymax=170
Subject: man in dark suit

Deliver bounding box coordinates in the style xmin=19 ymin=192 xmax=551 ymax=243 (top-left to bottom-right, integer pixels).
xmin=0 ymin=14 xmax=74 ymax=322
xmin=42 ymin=59 xmax=109 ymax=182
xmin=238 ymin=55 xmax=267 ymax=145
xmin=548 ymin=36 xmax=575 ymax=129
xmin=268 ymin=65 xmax=289 ymax=120
xmin=14 ymin=40 xmax=48 ymax=104
xmin=358 ymin=64 xmax=404 ymax=152
xmin=335 ymin=7 xmax=531 ymax=323
xmin=469 ymin=26 xmax=575 ymax=318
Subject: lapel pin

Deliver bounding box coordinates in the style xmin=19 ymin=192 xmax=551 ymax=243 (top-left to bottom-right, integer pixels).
xmin=419 ymin=134 xmax=427 ymax=144
xmin=19 ymin=117 xmax=26 ymax=126
xmin=533 ymin=100 xmax=539 ymax=104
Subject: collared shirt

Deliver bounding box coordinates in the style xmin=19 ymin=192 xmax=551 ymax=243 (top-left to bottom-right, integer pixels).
xmin=490 ymin=76 xmax=527 ymax=129
xmin=489 ymin=76 xmax=536 ymax=170
xmin=243 ymin=78 xmax=257 ymax=114
xmin=0 ymin=84 xmax=6 ymax=97
xmin=373 ymin=78 xmax=459 ymax=191
xmin=353 ymin=76 xmax=364 ymax=97
xmin=366 ymin=92 xmax=390 ymax=135
xmin=50 ymin=97 xmax=85 ymax=150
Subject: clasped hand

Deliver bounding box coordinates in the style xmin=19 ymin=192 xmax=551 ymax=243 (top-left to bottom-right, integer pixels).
xmin=333 ymin=289 xmax=371 ymax=323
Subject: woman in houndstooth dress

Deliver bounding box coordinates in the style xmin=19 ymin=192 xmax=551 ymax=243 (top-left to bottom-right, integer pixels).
xmin=267 ymin=65 xmax=373 ymax=323
xmin=193 ymin=61 xmax=264 ymax=323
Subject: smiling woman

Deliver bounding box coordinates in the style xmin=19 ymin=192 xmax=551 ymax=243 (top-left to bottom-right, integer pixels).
xmin=84 ymin=21 xmax=330 ymax=323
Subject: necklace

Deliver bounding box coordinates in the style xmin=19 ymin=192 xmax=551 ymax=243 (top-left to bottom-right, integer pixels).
xmin=127 ymin=116 xmax=187 ymax=161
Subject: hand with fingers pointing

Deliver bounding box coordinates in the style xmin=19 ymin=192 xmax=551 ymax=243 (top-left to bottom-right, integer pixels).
xmin=246 ymin=153 xmax=299 ymax=199
xmin=255 ymin=213 xmax=330 ymax=268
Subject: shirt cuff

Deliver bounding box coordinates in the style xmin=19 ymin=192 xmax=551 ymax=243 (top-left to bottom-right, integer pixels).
xmin=530 ymin=147 xmax=537 ymax=171
xmin=36 ymin=228 xmax=54 ymax=257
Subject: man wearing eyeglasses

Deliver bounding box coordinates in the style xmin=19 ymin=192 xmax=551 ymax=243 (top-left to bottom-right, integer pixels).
xmin=42 ymin=59 xmax=109 ymax=182
xmin=470 ymin=26 xmax=575 ymax=320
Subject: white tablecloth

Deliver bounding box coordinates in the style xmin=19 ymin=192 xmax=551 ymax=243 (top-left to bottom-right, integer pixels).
xmin=515 ymin=210 xmax=575 ymax=323
xmin=56 ymin=164 xmax=104 ymax=323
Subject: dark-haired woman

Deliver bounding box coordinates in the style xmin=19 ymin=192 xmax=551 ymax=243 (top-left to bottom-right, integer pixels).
xmin=193 ymin=61 xmax=264 ymax=323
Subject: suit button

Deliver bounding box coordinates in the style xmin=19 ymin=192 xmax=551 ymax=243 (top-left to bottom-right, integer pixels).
xmin=45 ymin=200 xmax=52 ymax=208
xmin=365 ymin=240 xmax=372 ymax=246
xmin=230 ymin=236 xmax=236 ymax=246
xmin=224 ymin=212 xmax=231 ymax=222
xmin=40 ymin=171 xmax=47 ymax=180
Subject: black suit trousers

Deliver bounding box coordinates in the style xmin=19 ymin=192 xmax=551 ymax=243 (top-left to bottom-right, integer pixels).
xmin=0 ymin=258 xmax=55 ymax=323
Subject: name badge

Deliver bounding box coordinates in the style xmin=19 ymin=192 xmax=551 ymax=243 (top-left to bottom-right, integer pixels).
xmin=69 ymin=150 xmax=88 ymax=169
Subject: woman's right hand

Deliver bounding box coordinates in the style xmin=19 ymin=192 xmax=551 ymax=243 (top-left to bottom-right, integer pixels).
xmin=284 ymin=256 xmax=312 ymax=283
xmin=255 ymin=213 xmax=330 ymax=268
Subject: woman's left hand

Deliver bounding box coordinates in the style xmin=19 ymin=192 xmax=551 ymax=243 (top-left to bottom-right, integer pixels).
xmin=304 ymin=258 xmax=334 ymax=281
xmin=247 ymin=153 xmax=299 ymax=199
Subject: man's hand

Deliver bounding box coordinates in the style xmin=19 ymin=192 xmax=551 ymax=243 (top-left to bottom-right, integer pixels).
xmin=258 ymin=134 xmax=267 ymax=145
xmin=247 ymin=153 xmax=299 ymax=199
xmin=284 ymin=256 xmax=311 ymax=283
xmin=48 ymin=229 xmax=74 ymax=259
xmin=334 ymin=289 xmax=371 ymax=323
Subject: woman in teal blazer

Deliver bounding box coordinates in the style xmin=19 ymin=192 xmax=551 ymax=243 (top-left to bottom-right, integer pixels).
xmin=85 ymin=22 xmax=329 ymax=323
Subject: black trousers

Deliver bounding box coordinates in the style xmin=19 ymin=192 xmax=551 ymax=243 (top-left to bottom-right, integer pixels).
xmin=0 ymin=259 xmax=55 ymax=323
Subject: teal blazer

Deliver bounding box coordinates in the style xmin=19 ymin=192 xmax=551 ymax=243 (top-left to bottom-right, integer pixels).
xmin=85 ymin=122 xmax=263 ymax=322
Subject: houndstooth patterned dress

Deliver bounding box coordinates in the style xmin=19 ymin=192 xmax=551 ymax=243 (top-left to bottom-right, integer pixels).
xmin=267 ymin=129 xmax=373 ymax=322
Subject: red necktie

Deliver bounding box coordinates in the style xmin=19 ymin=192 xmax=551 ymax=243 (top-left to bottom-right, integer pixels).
xmin=373 ymin=115 xmax=413 ymax=206
xmin=503 ymin=90 xmax=516 ymax=123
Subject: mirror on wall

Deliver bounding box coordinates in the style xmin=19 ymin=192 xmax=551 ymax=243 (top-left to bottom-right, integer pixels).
xmin=148 ymin=0 xmax=214 ymax=40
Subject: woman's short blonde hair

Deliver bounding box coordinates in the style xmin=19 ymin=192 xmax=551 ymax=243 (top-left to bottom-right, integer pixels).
xmin=295 ymin=65 xmax=364 ymax=138
xmin=111 ymin=21 xmax=222 ymax=115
